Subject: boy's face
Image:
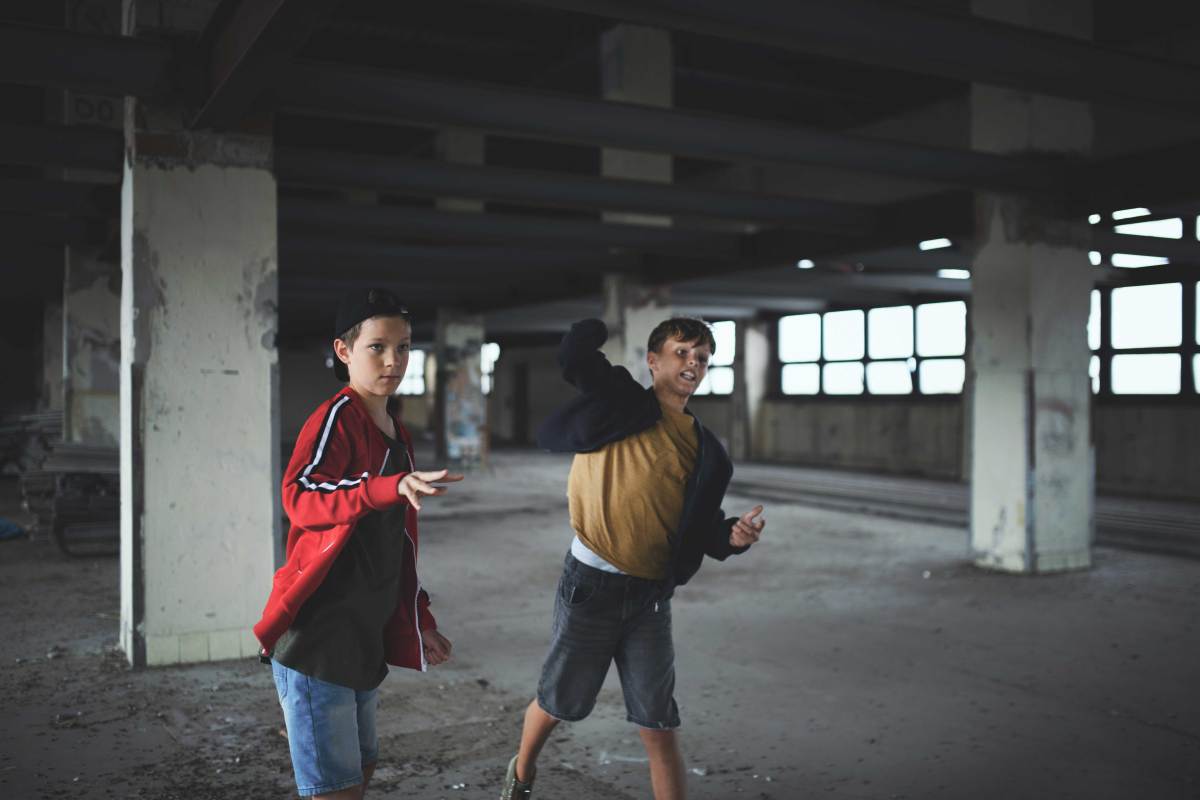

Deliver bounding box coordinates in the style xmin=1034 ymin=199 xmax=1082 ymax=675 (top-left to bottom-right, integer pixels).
xmin=647 ymin=335 xmax=712 ymax=399
xmin=335 ymin=315 xmax=412 ymax=398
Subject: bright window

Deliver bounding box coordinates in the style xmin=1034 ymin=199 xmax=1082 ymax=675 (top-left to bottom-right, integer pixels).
xmin=866 ymin=361 xmax=913 ymax=394
xmin=916 ymin=301 xmax=967 ymax=357
xmin=823 ymin=310 xmax=864 ymax=361
xmin=1089 ymin=280 xmax=1194 ymax=395
xmin=1111 ymin=284 xmax=1182 ymax=349
xmin=919 ymin=358 xmax=965 ymax=394
xmin=779 ymin=314 xmax=820 ymax=363
xmin=481 ymin=342 xmax=501 ymax=395
xmin=1113 ymin=218 xmax=1182 ymax=239
xmin=781 ymin=363 xmax=819 ymax=395
xmin=710 ymin=320 xmax=736 ymax=366
xmin=868 ymin=306 xmax=913 ymax=359
xmin=823 ymin=362 xmax=864 ymax=395
xmin=694 ymin=321 xmax=735 ymax=396
xmin=397 ymin=350 xmax=426 ymax=395
xmin=1088 ymin=290 xmax=1101 ymax=352
xmin=1111 ymin=354 xmax=1181 ymax=395
xmin=779 ymin=301 xmax=966 ymax=396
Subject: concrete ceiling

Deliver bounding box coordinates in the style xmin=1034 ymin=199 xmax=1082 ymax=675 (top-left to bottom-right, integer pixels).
xmin=0 ymin=0 xmax=1197 ymax=338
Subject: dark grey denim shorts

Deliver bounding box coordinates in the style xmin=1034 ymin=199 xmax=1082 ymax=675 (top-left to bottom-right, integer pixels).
xmin=536 ymin=553 xmax=680 ymax=729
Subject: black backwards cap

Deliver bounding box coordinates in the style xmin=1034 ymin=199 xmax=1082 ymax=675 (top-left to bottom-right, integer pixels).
xmin=332 ymin=287 xmax=410 ymax=382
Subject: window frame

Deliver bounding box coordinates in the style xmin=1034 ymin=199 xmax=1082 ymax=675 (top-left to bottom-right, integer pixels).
xmin=771 ymin=296 xmax=970 ymax=401
xmin=1090 ymin=275 xmax=1199 ymax=403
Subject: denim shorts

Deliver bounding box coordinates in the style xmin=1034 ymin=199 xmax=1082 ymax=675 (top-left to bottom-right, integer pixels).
xmin=537 ymin=553 xmax=680 ymax=729
xmin=272 ymin=659 xmax=379 ymax=797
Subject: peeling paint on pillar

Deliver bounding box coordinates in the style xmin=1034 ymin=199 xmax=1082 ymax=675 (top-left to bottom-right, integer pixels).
xmin=968 ymin=195 xmax=1094 ymax=574
xmin=120 ymin=123 xmax=279 ymax=666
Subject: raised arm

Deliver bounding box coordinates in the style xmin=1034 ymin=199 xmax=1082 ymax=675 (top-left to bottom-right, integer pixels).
xmin=558 ymin=318 xmax=637 ymax=395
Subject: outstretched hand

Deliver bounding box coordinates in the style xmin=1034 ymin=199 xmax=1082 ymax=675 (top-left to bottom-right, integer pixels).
xmin=730 ymin=505 xmax=765 ymax=547
xmin=398 ymin=469 xmax=465 ymax=511
xmin=423 ymin=629 xmax=452 ymax=666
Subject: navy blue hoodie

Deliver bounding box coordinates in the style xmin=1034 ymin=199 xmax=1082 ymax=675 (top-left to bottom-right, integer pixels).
xmin=535 ymin=318 xmax=750 ymax=598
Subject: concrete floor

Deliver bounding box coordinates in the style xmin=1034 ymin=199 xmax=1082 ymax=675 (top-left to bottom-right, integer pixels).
xmin=1 ymin=449 xmax=1198 ymax=799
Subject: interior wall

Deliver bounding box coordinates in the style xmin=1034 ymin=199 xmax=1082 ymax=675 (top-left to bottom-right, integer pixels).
xmin=489 ymin=345 xmax=575 ymax=445
xmin=756 ymin=399 xmax=965 ymax=480
xmin=747 ymin=397 xmax=1198 ymax=501
xmin=688 ymin=397 xmax=734 ymax=451
xmin=1094 ymin=403 xmax=1200 ymax=501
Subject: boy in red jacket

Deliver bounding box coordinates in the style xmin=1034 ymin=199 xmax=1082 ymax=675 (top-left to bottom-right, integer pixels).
xmin=254 ymin=288 xmax=463 ymax=800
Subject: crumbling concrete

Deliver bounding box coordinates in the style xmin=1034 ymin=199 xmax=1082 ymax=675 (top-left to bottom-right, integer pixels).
xmin=119 ymin=108 xmax=279 ymax=666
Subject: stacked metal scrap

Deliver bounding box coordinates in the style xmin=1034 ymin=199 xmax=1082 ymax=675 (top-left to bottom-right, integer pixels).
xmin=0 ymin=410 xmax=64 ymax=476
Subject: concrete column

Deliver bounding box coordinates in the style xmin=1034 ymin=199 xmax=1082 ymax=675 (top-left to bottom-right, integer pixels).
xmin=40 ymin=301 xmax=64 ymax=413
xmin=119 ymin=107 xmax=280 ymax=666
xmin=601 ymin=273 xmax=672 ymax=386
xmin=968 ymin=0 xmax=1094 ymax=573
xmin=601 ymin=24 xmax=672 ymax=227
xmin=732 ymin=319 xmax=771 ymax=460
xmin=63 ymin=248 xmax=120 ymax=446
xmin=434 ymin=309 xmax=486 ymax=466
xmin=435 ymin=129 xmax=485 ymax=213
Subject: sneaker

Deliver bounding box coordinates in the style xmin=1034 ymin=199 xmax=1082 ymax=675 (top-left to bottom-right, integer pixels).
xmin=500 ymin=754 xmax=534 ymax=799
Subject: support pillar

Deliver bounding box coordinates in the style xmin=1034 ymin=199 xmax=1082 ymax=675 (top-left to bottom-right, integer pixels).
xmin=434 ymin=309 xmax=485 ymax=466
xmin=602 ymin=274 xmax=672 ymax=387
xmin=63 ymin=247 xmax=120 ymax=446
xmin=968 ymin=0 xmax=1094 ymax=573
xmin=732 ymin=319 xmax=770 ymax=460
xmin=601 ymin=24 xmax=672 ymax=228
xmin=435 ymin=129 xmax=485 ymax=213
xmin=119 ymin=105 xmax=280 ymax=666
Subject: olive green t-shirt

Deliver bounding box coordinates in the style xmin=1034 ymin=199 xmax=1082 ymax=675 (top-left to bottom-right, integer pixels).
xmin=274 ymin=433 xmax=408 ymax=690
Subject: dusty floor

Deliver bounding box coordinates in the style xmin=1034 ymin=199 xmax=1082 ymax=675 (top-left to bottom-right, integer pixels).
xmin=1 ymin=450 xmax=1199 ymax=800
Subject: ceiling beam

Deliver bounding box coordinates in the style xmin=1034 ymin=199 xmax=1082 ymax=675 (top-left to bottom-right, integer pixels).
xmin=491 ymin=0 xmax=1200 ymax=117
xmin=1080 ymin=139 xmax=1200 ymax=213
xmin=276 ymin=146 xmax=877 ymax=231
xmin=278 ymin=199 xmax=744 ymax=259
xmin=0 ymin=123 xmax=124 ymax=171
xmin=277 ymin=64 xmax=1068 ymax=192
xmin=0 ymin=23 xmax=173 ymax=98
xmin=0 ymin=212 xmax=106 ymax=245
xmin=193 ymin=0 xmax=341 ymax=129
xmin=281 ymin=239 xmax=638 ymax=276
xmin=0 ymin=178 xmax=118 ymax=217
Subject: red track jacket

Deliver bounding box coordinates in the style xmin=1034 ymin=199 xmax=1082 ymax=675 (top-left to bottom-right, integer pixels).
xmin=253 ymin=387 xmax=436 ymax=672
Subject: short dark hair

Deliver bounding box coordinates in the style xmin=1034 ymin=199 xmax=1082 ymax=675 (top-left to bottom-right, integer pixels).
xmin=647 ymin=317 xmax=716 ymax=356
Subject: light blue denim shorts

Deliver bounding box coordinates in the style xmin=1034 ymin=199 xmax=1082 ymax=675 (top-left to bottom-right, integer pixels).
xmin=271 ymin=659 xmax=379 ymax=797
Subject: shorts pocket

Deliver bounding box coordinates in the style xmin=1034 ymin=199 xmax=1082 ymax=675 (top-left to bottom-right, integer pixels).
xmin=560 ymin=572 xmax=601 ymax=607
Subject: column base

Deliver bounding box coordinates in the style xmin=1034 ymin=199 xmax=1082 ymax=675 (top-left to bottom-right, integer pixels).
xmin=974 ymin=547 xmax=1091 ymax=574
